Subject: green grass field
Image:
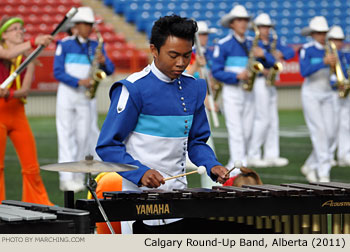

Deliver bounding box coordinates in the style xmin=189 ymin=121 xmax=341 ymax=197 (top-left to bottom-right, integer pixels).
xmin=3 ymin=110 xmax=350 ymax=207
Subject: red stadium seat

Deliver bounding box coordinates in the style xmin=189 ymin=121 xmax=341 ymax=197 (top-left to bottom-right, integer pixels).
xmin=0 ymin=6 xmax=17 ymax=16
xmin=56 ymin=5 xmax=70 ymax=14
xmin=102 ymin=32 xmax=126 ymax=43
xmin=97 ymin=24 xmax=114 ymax=33
xmin=23 ymin=14 xmax=41 ymax=25
xmin=24 ymin=23 xmax=36 ymax=34
xmin=104 ymin=42 xmax=125 ymax=51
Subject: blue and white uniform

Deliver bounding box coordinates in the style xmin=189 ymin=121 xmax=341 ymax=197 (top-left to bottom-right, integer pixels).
xmin=299 ymin=40 xmax=334 ymax=180
xmin=248 ymin=38 xmax=294 ymax=163
xmin=96 ymin=62 xmax=221 ymax=228
xmin=331 ymin=50 xmax=350 ymax=166
xmin=54 ymin=35 xmax=114 ymax=186
xmin=211 ymin=31 xmax=274 ymax=168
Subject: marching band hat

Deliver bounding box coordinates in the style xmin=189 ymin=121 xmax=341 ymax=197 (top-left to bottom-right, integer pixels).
xmin=197 ymin=21 xmax=217 ymax=34
xmin=220 ymin=5 xmax=251 ymax=28
xmin=327 ymin=25 xmax=345 ymax=40
xmin=71 ymin=6 xmax=95 ymax=24
xmin=254 ymin=13 xmax=274 ymax=27
xmin=301 ymin=16 xmax=329 ymax=36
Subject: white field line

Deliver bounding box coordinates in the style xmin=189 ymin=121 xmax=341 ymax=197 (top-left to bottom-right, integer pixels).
xmin=212 ymin=127 xmax=309 ymax=138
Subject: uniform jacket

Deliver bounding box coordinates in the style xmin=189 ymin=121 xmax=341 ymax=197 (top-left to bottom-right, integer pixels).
xmin=211 ymin=31 xmax=275 ymax=85
xmin=96 ymin=62 xmax=221 ymax=188
xmin=53 ymin=35 xmax=114 ymax=87
xmin=299 ymin=40 xmax=332 ymax=92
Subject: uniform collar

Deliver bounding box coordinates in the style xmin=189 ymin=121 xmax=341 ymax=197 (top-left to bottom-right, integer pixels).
xmin=232 ymin=30 xmax=246 ymax=43
xmin=151 ymin=61 xmax=179 ymax=83
xmin=76 ymin=35 xmax=88 ymax=44
xmin=313 ymin=40 xmax=325 ymax=50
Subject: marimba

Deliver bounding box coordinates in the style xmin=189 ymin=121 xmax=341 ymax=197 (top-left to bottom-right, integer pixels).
xmin=0 ymin=200 xmax=90 ymax=234
xmin=75 ymin=182 xmax=350 ymax=234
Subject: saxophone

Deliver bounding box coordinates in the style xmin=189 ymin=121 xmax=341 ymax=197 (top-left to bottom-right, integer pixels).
xmin=345 ymin=68 xmax=350 ymax=98
xmin=85 ymin=27 xmax=107 ymax=99
xmin=242 ymin=24 xmax=264 ymax=92
xmin=326 ymin=39 xmax=349 ymax=98
xmin=266 ymin=28 xmax=283 ymax=86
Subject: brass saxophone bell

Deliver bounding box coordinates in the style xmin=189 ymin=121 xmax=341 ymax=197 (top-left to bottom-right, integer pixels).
xmin=243 ymin=24 xmax=264 ymax=92
xmin=266 ymin=62 xmax=283 ymax=86
xmin=327 ymin=40 xmax=348 ymax=98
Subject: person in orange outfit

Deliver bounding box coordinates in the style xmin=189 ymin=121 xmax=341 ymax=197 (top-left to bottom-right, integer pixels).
xmin=0 ymin=16 xmax=53 ymax=205
xmin=87 ymin=172 xmax=122 ymax=234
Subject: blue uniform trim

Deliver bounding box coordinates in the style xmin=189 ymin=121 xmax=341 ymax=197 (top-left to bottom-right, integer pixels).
xmin=65 ymin=53 xmax=91 ymax=65
xmin=311 ymin=57 xmax=323 ymax=65
xmin=225 ymin=56 xmax=248 ymax=67
xmin=134 ymin=114 xmax=193 ymax=138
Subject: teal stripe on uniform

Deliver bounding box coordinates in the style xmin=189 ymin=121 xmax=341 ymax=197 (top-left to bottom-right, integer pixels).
xmin=225 ymin=56 xmax=248 ymax=67
xmin=310 ymin=57 xmax=323 ymax=65
xmin=134 ymin=114 xmax=193 ymax=138
xmin=66 ymin=53 xmax=91 ymax=65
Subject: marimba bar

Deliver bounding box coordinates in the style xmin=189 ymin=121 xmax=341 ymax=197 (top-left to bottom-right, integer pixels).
xmin=75 ymin=182 xmax=350 ymax=234
xmin=0 ymin=200 xmax=90 ymax=234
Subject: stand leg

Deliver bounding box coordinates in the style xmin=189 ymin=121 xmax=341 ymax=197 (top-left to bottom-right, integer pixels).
xmin=64 ymin=191 xmax=74 ymax=208
xmin=86 ymin=173 xmax=115 ymax=234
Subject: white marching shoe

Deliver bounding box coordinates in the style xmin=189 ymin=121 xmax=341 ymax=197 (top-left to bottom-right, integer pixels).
xmin=301 ymin=165 xmax=318 ymax=183
xmin=337 ymin=157 xmax=350 ymax=167
xmin=247 ymin=158 xmax=269 ymax=168
xmin=301 ymin=164 xmax=310 ymax=176
xmin=319 ymin=176 xmax=330 ymax=182
xmin=266 ymin=157 xmax=289 ymax=167
xmin=330 ymin=159 xmax=337 ymax=167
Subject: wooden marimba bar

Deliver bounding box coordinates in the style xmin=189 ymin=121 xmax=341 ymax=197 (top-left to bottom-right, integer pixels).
xmin=75 ymin=182 xmax=350 ymax=234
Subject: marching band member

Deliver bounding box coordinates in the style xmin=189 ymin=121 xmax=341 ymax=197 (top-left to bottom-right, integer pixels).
xmin=327 ymin=26 xmax=350 ymax=167
xmin=0 ymin=16 xmax=52 ymax=205
xmin=96 ymin=15 xmax=229 ymax=233
xmin=299 ymin=16 xmax=336 ymax=182
xmin=54 ymin=7 xmax=114 ymax=192
xmin=247 ymin=13 xmax=295 ymax=168
xmin=211 ymin=5 xmax=274 ymax=169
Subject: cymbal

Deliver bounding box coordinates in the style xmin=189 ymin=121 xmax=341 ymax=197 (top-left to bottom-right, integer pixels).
xmin=41 ymin=160 xmax=138 ymax=173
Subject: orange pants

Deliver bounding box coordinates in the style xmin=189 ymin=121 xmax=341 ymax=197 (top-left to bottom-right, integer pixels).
xmin=0 ymin=98 xmax=52 ymax=205
xmin=88 ymin=172 xmax=122 ymax=234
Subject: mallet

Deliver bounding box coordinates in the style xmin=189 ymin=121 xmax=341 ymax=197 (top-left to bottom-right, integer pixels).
xmin=164 ymin=166 xmax=206 ymax=181
xmin=225 ymin=160 xmax=243 ymax=176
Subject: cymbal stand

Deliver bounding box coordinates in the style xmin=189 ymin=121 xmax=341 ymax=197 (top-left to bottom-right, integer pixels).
xmin=86 ymin=173 xmax=115 ymax=234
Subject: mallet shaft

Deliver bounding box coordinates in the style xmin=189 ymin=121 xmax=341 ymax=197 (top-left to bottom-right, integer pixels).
xmin=164 ymin=170 xmax=198 ymax=181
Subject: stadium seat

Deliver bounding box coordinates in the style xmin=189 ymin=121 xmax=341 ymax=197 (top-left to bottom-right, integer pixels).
xmin=103 ymin=0 xmax=114 ymax=7
xmin=95 ymin=0 xmax=350 ymax=66
xmin=102 ymin=32 xmax=126 ymax=44
xmin=113 ymin=0 xmax=127 ymax=15
xmin=124 ymin=2 xmax=140 ymax=23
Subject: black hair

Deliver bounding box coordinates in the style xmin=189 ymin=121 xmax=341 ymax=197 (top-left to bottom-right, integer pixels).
xmin=150 ymin=14 xmax=198 ymax=52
